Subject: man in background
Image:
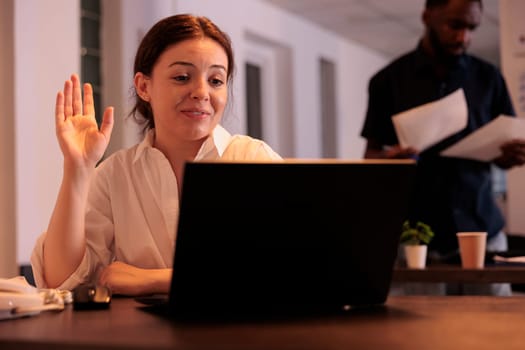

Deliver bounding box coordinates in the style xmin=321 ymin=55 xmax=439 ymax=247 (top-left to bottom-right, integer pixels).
xmin=360 ymin=0 xmax=525 ymax=295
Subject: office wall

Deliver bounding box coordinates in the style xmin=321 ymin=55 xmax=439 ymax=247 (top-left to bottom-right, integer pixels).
xmin=6 ymin=0 xmax=387 ymax=269
xmin=0 ymin=0 xmax=17 ymax=278
xmin=500 ymin=0 xmax=525 ymax=235
xmin=15 ymin=0 xmax=81 ymax=266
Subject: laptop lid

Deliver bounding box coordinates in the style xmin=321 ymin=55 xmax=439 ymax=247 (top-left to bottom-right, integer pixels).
xmin=169 ymin=160 xmax=416 ymax=318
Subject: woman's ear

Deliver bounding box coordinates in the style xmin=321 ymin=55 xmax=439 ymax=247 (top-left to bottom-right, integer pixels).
xmin=134 ymin=72 xmax=150 ymax=102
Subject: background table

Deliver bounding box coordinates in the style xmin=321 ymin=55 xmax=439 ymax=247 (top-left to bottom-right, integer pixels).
xmin=393 ymin=264 xmax=525 ymax=283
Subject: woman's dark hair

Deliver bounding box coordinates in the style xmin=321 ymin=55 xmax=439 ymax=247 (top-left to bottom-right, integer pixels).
xmin=128 ymin=14 xmax=235 ymax=132
xmin=425 ymin=0 xmax=482 ymax=9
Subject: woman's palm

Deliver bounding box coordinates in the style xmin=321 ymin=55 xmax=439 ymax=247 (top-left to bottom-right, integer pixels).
xmin=55 ymin=74 xmax=113 ymax=168
xmin=58 ymin=114 xmax=109 ymax=166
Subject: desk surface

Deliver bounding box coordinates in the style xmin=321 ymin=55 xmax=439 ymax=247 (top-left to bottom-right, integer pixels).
xmin=2 ymin=296 xmax=525 ymax=350
xmin=393 ymin=264 xmax=525 ymax=283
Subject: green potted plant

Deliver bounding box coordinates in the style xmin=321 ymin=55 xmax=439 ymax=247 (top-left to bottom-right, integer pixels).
xmin=400 ymin=220 xmax=434 ymax=245
xmin=400 ymin=220 xmax=434 ymax=269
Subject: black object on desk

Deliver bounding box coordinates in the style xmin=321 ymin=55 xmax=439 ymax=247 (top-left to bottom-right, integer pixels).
xmin=73 ymin=284 xmax=111 ymax=310
xmin=168 ymin=160 xmax=416 ymax=319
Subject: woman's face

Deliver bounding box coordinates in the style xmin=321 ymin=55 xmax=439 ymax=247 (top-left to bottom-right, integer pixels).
xmin=137 ymin=37 xmax=229 ymax=145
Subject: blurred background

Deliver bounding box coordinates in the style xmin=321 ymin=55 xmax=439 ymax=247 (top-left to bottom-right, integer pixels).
xmin=1 ymin=0 xmax=524 ymax=280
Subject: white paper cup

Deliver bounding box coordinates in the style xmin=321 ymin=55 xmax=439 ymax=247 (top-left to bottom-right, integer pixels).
xmin=456 ymin=232 xmax=487 ymax=269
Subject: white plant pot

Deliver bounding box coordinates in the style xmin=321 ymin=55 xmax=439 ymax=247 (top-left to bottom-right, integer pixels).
xmin=404 ymin=245 xmax=427 ymax=269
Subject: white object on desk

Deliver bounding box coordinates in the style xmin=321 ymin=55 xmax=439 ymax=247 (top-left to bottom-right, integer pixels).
xmin=0 ymin=276 xmax=72 ymax=320
xmin=0 ymin=276 xmax=43 ymax=320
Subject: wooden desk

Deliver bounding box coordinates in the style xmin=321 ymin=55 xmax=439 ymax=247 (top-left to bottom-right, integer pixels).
xmin=2 ymin=296 xmax=525 ymax=350
xmin=393 ymin=264 xmax=525 ymax=283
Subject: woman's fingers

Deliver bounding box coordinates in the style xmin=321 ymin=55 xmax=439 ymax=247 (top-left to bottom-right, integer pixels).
xmin=59 ymin=75 xmax=95 ymax=122
xmin=55 ymin=91 xmax=65 ymax=126
xmin=71 ymin=74 xmax=83 ymax=116
xmin=63 ymin=78 xmax=73 ymax=118
xmin=56 ymin=74 xmax=114 ymax=140
xmin=83 ymin=82 xmax=94 ymax=117
xmin=100 ymin=107 xmax=114 ymax=142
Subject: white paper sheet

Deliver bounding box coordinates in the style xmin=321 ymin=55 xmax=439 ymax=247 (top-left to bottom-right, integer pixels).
xmin=391 ymin=88 xmax=468 ymax=152
xmin=441 ymin=115 xmax=525 ymax=162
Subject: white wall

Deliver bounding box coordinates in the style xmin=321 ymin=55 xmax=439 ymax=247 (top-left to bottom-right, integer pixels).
xmin=7 ymin=0 xmax=80 ymax=273
xmin=500 ymin=0 xmax=525 ymax=235
xmin=5 ymin=0 xmax=387 ymax=271
xmin=0 ymin=0 xmax=17 ymax=278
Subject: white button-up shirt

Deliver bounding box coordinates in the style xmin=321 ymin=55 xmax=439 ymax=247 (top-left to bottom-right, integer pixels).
xmin=31 ymin=125 xmax=282 ymax=290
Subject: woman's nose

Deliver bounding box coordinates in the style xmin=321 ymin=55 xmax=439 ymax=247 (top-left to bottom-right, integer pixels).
xmin=190 ymin=79 xmax=210 ymax=101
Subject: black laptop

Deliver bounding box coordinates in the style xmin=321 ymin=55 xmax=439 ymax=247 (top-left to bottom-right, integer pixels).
xmin=144 ymin=159 xmax=416 ymax=320
xmin=137 ymin=160 xmax=416 ymax=319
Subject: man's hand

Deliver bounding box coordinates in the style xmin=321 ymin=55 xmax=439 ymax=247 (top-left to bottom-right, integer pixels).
xmin=383 ymin=145 xmax=419 ymax=159
xmin=364 ymin=139 xmax=419 ymax=159
xmin=494 ymin=139 xmax=525 ymax=169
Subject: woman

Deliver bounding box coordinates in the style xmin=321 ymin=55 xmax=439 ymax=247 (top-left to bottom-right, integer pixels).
xmin=31 ymin=14 xmax=282 ymax=296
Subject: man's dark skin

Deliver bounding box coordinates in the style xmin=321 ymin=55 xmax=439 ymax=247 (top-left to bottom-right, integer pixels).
xmin=364 ymin=0 xmax=525 ymax=168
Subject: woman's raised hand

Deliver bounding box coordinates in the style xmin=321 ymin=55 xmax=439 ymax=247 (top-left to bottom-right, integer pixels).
xmin=55 ymin=74 xmax=114 ymax=169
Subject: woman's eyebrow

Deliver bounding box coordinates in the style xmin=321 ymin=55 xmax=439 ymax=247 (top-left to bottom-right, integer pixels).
xmin=168 ymin=61 xmax=227 ymax=72
xmin=169 ymin=61 xmax=193 ymax=68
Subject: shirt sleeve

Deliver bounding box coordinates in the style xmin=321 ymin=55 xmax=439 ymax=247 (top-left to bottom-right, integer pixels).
xmin=360 ymin=71 xmax=399 ymax=146
xmin=30 ymin=232 xmax=91 ymax=290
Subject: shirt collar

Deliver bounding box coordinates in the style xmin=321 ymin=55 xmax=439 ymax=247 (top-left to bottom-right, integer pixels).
xmin=132 ymin=125 xmax=233 ymax=163
xmin=195 ymin=124 xmax=232 ymax=160
xmin=133 ymin=129 xmax=155 ymax=163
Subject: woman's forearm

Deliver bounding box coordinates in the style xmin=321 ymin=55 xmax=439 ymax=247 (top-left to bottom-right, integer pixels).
xmin=42 ymin=163 xmax=94 ymax=288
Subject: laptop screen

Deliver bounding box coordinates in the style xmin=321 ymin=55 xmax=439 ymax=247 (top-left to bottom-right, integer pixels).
xmin=169 ymin=160 xmax=416 ymax=318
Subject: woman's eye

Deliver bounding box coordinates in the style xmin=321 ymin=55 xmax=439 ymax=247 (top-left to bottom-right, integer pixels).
xmin=173 ymin=75 xmax=189 ymax=82
xmin=210 ymin=78 xmax=224 ymax=87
